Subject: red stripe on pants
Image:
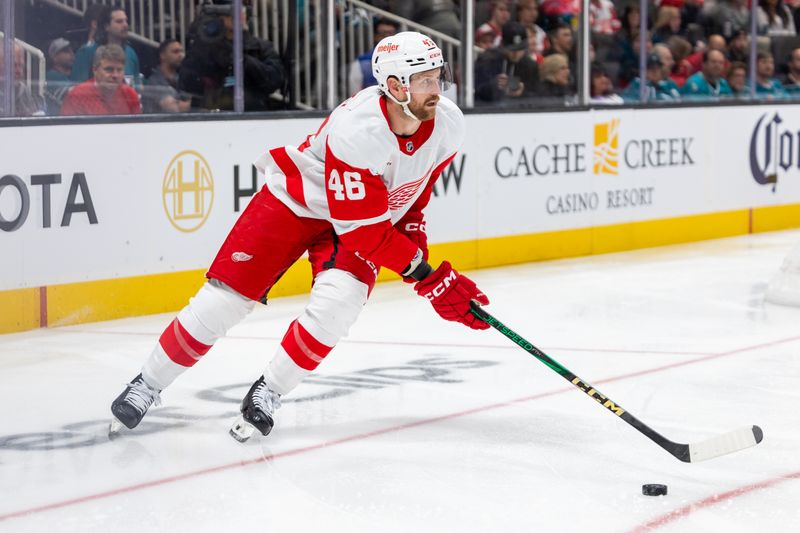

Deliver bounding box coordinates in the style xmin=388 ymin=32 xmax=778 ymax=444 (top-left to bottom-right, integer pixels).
xmin=159 ymin=319 xmax=212 ymax=367
xmin=280 ymin=320 xmax=333 ymax=371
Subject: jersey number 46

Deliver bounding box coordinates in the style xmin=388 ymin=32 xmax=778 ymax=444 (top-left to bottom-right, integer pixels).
xmin=328 ymin=169 xmax=366 ymax=201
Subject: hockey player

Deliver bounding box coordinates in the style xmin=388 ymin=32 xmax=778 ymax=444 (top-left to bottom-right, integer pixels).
xmin=109 ymin=31 xmax=490 ymax=441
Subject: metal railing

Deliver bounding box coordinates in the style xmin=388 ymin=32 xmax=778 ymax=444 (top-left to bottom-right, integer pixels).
xmin=38 ymin=0 xmax=464 ymax=110
xmin=0 ymin=31 xmax=46 ymax=97
xmin=40 ymin=0 xmax=289 ymax=49
xmin=336 ymin=0 xmax=463 ymax=106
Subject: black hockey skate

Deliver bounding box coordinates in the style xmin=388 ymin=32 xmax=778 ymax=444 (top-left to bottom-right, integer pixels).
xmin=109 ymin=373 xmax=161 ymax=436
xmin=229 ymin=376 xmax=281 ymax=442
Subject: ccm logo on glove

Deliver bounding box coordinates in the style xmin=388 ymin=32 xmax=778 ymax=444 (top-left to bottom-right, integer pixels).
xmin=414 ymin=261 xmax=490 ymax=330
xmin=421 ymin=270 xmax=457 ymax=300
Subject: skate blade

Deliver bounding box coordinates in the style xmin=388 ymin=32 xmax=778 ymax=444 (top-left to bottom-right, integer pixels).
xmin=229 ymin=415 xmax=256 ymax=443
xmin=108 ymin=417 xmax=125 ymax=438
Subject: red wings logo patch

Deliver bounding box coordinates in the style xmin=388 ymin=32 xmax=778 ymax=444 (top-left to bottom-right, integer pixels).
xmin=387 ymin=166 xmax=433 ymax=210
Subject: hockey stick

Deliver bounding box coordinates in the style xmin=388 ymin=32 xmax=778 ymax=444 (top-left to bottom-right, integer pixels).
xmin=470 ymin=302 xmax=763 ymax=463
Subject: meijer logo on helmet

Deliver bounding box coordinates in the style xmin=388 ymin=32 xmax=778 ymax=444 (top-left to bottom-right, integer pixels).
xmin=377 ymin=43 xmax=400 ymax=53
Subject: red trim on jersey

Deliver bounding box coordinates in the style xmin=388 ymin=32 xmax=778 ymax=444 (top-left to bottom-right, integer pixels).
xmin=325 ymin=141 xmax=388 ymax=221
xmin=394 ymin=153 xmax=457 ymax=264
xmin=280 ymin=320 xmax=333 ymax=371
xmin=270 ymin=147 xmax=307 ymax=207
xmin=298 ymin=114 xmax=332 ymax=152
xmin=159 ymin=319 xmax=212 ymax=368
xmin=430 ymin=153 xmax=457 ymax=185
xmin=339 ymin=219 xmax=419 ymax=274
xmin=378 ymin=96 xmax=436 ymax=155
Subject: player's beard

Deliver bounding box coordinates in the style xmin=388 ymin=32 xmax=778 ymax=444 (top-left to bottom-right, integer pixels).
xmin=409 ymin=94 xmax=439 ymax=121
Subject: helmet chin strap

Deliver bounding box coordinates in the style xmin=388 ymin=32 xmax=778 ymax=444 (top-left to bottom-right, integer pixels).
xmin=384 ymin=88 xmax=423 ymax=122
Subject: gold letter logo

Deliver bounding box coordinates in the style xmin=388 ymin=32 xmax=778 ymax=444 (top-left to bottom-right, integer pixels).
xmin=593 ymin=119 xmax=619 ymax=176
xmin=162 ymin=150 xmax=214 ymax=232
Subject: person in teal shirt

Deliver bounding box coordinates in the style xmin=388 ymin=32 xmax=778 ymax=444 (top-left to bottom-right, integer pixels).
xmin=681 ymin=49 xmax=732 ymax=99
xmin=780 ymin=48 xmax=800 ymax=97
xmin=622 ymin=53 xmax=681 ymax=102
xmin=71 ymin=7 xmax=141 ymax=89
xmin=753 ymin=51 xmax=787 ymax=99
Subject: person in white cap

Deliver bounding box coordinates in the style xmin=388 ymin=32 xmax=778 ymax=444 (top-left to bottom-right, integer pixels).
xmin=45 ymin=37 xmax=75 ymax=114
xmin=109 ymin=31 xmax=491 ymax=442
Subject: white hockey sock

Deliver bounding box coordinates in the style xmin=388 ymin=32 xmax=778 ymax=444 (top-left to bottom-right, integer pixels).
xmin=141 ymin=280 xmax=255 ymax=391
xmin=262 ymin=269 xmax=368 ymax=396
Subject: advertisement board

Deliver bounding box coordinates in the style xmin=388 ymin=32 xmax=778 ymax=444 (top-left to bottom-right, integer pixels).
xmin=2 ymin=104 xmax=799 ymax=331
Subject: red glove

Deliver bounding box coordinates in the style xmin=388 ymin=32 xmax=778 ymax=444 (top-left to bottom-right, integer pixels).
xmin=397 ymin=213 xmax=428 ymax=283
xmin=414 ymin=261 xmax=490 ymax=330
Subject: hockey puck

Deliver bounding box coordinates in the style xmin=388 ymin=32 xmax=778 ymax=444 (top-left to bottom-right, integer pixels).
xmin=642 ymin=484 xmax=668 ymax=496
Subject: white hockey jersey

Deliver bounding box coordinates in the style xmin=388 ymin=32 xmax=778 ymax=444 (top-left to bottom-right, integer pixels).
xmin=255 ymin=87 xmax=465 ymax=274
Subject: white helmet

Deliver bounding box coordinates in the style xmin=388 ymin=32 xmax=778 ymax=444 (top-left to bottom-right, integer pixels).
xmin=372 ymin=31 xmax=451 ymax=119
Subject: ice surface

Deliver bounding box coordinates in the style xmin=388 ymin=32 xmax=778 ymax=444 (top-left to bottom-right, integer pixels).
xmin=1 ymin=230 xmax=799 ymax=532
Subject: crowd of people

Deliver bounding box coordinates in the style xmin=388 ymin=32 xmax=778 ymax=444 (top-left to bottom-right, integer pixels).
xmin=3 ymin=1 xmax=286 ymax=117
xmin=5 ymin=0 xmax=800 ymax=117
xmin=474 ymin=0 xmax=800 ymax=105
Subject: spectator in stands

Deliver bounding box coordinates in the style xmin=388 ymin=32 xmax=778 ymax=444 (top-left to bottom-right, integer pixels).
xmin=348 ymin=18 xmax=398 ymax=95
xmin=653 ymin=43 xmax=678 ymax=87
xmin=540 ymin=0 xmax=580 ymax=28
xmin=516 ymin=0 xmax=548 ymax=61
xmin=590 ymin=0 xmax=621 ymax=35
xmin=475 ymin=27 xmax=497 ymax=51
xmin=476 ymin=0 xmax=511 ymax=49
xmin=622 ymin=52 xmax=681 ymax=102
xmin=757 ymin=0 xmax=797 ymax=36
xmin=681 ymin=49 xmax=733 ymax=98
xmin=680 ymin=0 xmax=706 ymax=29
xmin=144 ymin=39 xmax=191 ymax=114
xmin=707 ymin=0 xmax=750 ymax=40
xmin=611 ymin=4 xmax=646 ymax=87
xmin=666 ymin=35 xmax=694 ymax=86
xmin=727 ymin=29 xmax=750 ymax=63
xmin=411 ymin=0 xmax=461 ymax=39
xmin=727 ymin=60 xmax=749 ymax=97
xmin=388 ymin=0 xmax=460 ymax=39
xmin=537 ymin=53 xmax=573 ymax=103
xmin=0 ymin=41 xmax=46 ymax=117
xmin=45 ymin=38 xmax=75 ymax=115
xmin=652 ymin=5 xmax=683 ymax=43
xmin=685 ymin=34 xmax=728 ymax=74
xmin=590 ymin=62 xmax=623 ymax=104
xmin=754 ymin=51 xmax=788 ymax=98
xmin=474 ymin=21 xmax=539 ymax=104
xmin=61 ymin=44 xmax=141 ymax=116
xmin=547 ymin=22 xmax=575 ymax=58
xmin=545 ymin=22 xmax=576 ymax=79
xmin=82 ymin=4 xmax=106 ymax=46
xmin=71 ymin=7 xmax=141 ymax=89
xmin=780 ymin=47 xmax=800 ymax=94
xmin=180 ymin=1 xmax=286 ymax=111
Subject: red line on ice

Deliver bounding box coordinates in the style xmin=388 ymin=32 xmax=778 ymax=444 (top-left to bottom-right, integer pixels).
xmin=629 ymin=471 xmax=800 ymax=532
xmin=59 ymin=328 xmax=718 ymax=357
xmin=1 ymin=335 xmax=798 ymax=523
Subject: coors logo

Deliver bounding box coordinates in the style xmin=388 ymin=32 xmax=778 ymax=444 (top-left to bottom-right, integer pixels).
xmin=749 ymin=112 xmax=784 ymax=191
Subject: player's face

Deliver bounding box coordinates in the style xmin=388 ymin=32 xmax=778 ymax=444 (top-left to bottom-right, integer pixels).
xmin=407 ymin=68 xmax=442 ymax=121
